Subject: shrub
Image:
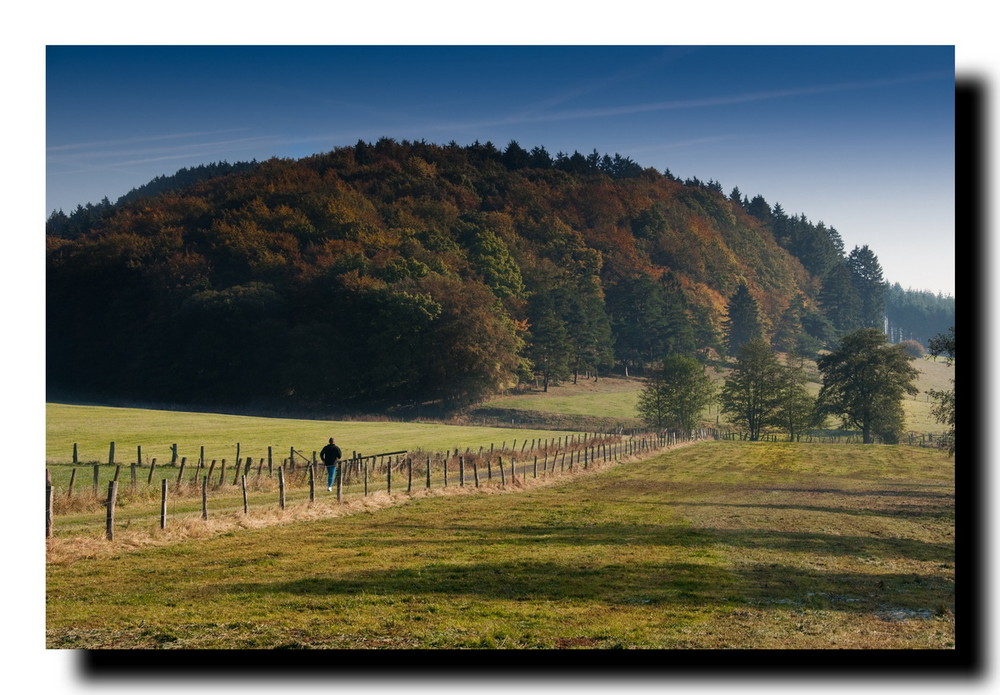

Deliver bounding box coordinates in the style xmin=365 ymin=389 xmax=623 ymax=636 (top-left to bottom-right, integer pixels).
xmin=898 ymin=340 xmax=926 ymax=358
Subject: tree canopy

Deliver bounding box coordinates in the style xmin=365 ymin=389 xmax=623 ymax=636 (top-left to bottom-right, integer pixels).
xmin=815 ymin=328 xmax=920 ymax=443
xmin=46 ymin=139 xmax=911 ymax=412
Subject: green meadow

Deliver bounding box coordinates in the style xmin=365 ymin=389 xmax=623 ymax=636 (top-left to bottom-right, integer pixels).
xmin=46 ymin=439 xmax=954 ymax=650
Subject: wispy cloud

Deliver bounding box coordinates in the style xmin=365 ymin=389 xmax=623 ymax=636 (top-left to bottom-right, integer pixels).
xmin=47 ymin=135 xmax=280 ymax=168
xmin=46 ymin=129 xmax=250 ymax=153
xmin=411 ymin=70 xmax=952 ymax=135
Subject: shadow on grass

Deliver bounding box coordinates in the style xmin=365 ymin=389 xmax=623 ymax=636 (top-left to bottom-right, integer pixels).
xmin=378 ymin=520 xmax=954 ymax=564
xmin=662 ymin=499 xmax=955 ymax=521
xmin=217 ymin=558 xmax=952 ymax=616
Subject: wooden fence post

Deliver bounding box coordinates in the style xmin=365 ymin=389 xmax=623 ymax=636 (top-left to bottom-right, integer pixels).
xmin=408 ymin=458 xmax=413 ymax=493
xmin=93 ymin=464 xmax=99 ymax=496
xmin=336 ymin=465 xmax=343 ymax=503
xmin=363 ymin=458 xmax=368 ymax=496
xmin=137 ymin=445 xmax=142 ymax=468
xmin=268 ymin=446 xmax=273 ymax=476
xmin=443 ymin=456 xmax=448 ymax=487
xmin=459 ymin=456 xmax=465 ymax=487
xmin=160 ymin=478 xmax=168 ymax=530
xmin=426 ymin=456 xmax=431 ymax=489
xmin=242 ymin=475 xmax=249 ymax=514
xmin=387 ymin=459 xmax=392 ymax=495
xmin=176 ymin=458 xmax=186 ymax=489
xmin=72 ymin=443 xmax=78 ymax=465
xmin=171 ymin=443 xmax=178 ymax=465
xmin=308 ymin=464 xmax=315 ymax=502
xmin=46 ymin=477 xmax=53 ymax=539
xmin=147 ymin=460 xmax=157 ymax=485
xmin=498 ymin=457 xmax=506 ymax=485
xmin=106 ymin=480 xmax=118 ymax=541
xmin=473 ymin=461 xmax=479 ymax=488
xmin=68 ymin=468 xmax=77 ymax=498
xmin=219 ymin=459 xmax=226 ymax=487
xmin=108 ymin=441 xmax=115 ymax=466
xmin=278 ymin=467 xmax=286 ymax=510
xmin=533 ymin=456 xmax=538 ymax=478
xmin=201 ymin=477 xmax=208 ymax=520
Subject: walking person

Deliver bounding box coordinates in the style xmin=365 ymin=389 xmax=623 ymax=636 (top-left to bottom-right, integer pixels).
xmin=320 ymin=437 xmax=342 ymax=492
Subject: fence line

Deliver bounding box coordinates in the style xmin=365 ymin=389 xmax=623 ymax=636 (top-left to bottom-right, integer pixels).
xmin=46 ymin=430 xmax=701 ymax=540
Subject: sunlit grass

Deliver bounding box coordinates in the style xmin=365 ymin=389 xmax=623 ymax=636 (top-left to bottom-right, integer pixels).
xmin=47 ymin=440 xmax=954 ymax=649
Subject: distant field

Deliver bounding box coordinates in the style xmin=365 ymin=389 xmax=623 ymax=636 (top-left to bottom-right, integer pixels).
xmin=46 ymin=403 xmax=585 ymax=466
xmin=487 ymin=356 xmax=952 ymax=434
xmin=46 ymin=440 xmax=955 ymax=649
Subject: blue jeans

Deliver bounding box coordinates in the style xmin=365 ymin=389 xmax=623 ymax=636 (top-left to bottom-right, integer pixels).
xmin=326 ymin=465 xmax=337 ymax=488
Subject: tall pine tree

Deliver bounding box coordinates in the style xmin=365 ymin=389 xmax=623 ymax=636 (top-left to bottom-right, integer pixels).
xmin=723 ymin=283 xmax=763 ymax=356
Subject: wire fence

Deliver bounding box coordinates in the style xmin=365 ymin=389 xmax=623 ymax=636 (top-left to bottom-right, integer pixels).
xmin=45 ymin=430 xmax=697 ymax=540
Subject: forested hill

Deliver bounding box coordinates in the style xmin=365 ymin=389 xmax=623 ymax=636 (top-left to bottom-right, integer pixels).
xmin=46 ymin=138 xmax=929 ymax=412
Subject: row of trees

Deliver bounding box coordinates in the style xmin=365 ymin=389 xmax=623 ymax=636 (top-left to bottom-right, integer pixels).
xmin=638 ymin=328 xmax=949 ymax=447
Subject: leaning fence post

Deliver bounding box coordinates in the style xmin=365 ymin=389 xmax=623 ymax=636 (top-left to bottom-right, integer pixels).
xmin=147 ymin=459 xmax=157 ymax=485
xmin=68 ymin=468 xmax=77 ymax=498
xmin=499 ymin=457 xmax=506 ymax=485
xmin=241 ymin=475 xmax=249 ymax=514
xmin=106 ymin=480 xmax=118 ymax=541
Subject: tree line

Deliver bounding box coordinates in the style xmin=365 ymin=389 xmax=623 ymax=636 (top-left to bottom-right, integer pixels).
xmin=638 ymin=326 xmax=955 ymax=451
xmin=46 ymin=138 xmax=943 ymax=413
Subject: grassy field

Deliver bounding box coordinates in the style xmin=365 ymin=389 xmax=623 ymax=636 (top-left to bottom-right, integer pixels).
xmin=46 ymin=439 xmax=955 ymax=649
xmin=486 ymin=355 xmax=953 ymax=434
xmin=46 ymin=403 xmax=586 ymax=467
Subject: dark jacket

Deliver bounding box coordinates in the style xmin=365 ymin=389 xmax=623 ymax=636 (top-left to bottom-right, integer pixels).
xmin=320 ymin=443 xmax=342 ymax=466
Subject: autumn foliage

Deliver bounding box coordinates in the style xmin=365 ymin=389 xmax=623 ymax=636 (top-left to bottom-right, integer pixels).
xmin=47 ymin=139 xmax=863 ymax=411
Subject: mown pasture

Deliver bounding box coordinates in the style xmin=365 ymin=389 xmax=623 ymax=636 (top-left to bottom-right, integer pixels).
xmin=46 ymin=439 xmax=955 ymax=650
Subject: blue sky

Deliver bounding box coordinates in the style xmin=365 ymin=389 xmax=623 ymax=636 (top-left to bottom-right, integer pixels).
xmin=46 ymin=45 xmax=955 ymax=296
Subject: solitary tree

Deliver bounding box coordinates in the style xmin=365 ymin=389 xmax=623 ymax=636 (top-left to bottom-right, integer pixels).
xmin=720 ymin=339 xmax=784 ymax=441
xmin=637 ymin=354 xmax=715 ymax=432
xmin=928 ymin=326 xmax=955 ymax=455
xmin=815 ymin=328 xmax=920 ymax=444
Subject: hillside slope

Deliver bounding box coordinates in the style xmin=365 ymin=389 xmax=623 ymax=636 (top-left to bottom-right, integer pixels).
xmin=46 ymin=139 xmax=874 ymax=411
